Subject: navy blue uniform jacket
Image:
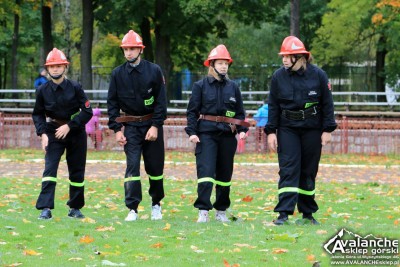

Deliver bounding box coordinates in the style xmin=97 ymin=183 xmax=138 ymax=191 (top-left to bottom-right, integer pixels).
xmin=185 ymin=76 xmax=248 ymax=136
xmin=32 ymin=79 xmax=93 ymax=136
xmin=107 ymin=60 xmax=167 ymax=133
xmin=265 ymin=63 xmax=337 ymax=135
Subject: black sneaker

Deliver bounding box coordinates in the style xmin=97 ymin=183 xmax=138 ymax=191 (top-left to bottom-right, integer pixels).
xmin=273 ymin=213 xmax=289 ymax=225
xmin=68 ymin=208 xmax=85 ymax=219
xmin=303 ymin=214 xmax=320 ymax=225
xmin=38 ymin=208 xmax=52 ymax=220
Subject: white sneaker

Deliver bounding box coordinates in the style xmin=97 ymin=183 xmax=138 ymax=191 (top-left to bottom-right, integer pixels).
xmin=125 ymin=210 xmax=138 ymax=221
xmin=215 ymin=210 xmax=230 ymax=222
xmin=151 ymin=205 xmax=162 ymax=220
xmin=197 ymin=210 xmax=209 ymax=223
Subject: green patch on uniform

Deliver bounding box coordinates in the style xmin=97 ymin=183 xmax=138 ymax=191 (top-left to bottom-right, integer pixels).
xmin=225 ymin=110 xmax=235 ymax=117
xmin=70 ymin=111 xmax=80 ymax=120
xmin=144 ymin=96 xmax=154 ymax=106
xmin=304 ymin=102 xmax=318 ymax=109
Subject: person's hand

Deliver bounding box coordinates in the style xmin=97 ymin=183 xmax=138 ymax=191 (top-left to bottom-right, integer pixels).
xmin=239 ymin=132 xmax=247 ymax=140
xmin=145 ymin=126 xmax=158 ymax=141
xmin=267 ymin=133 xmax=278 ymax=153
xmin=41 ymin=134 xmax=48 ymax=151
xmin=321 ymin=132 xmax=332 ymax=146
xmin=115 ymin=131 xmax=127 ymax=146
xmin=55 ymin=124 xmax=70 ymax=139
xmin=189 ymin=135 xmax=200 ymax=143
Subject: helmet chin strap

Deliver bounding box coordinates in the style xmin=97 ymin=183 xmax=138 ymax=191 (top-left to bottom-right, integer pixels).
xmin=127 ymin=49 xmax=142 ymax=64
xmin=214 ymin=68 xmax=226 ymax=80
xmin=48 ymin=69 xmax=65 ymax=80
xmin=286 ymin=56 xmax=301 ymax=72
xmin=211 ymin=62 xmax=226 ymax=80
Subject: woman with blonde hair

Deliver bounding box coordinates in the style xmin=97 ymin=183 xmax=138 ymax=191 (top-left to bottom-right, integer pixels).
xmin=185 ymin=44 xmax=249 ymax=223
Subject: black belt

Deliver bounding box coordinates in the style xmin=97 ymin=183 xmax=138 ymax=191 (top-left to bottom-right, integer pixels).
xmin=282 ymin=106 xmax=320 ymax=120
xmin=50 ymin=118 xmax=70 ymax=125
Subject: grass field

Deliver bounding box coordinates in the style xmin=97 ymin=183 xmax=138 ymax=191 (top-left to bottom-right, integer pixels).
xmin=0 ymin=150 xmax=399 ymax=266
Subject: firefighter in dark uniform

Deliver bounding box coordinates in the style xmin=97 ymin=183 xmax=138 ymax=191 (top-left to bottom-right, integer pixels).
xmin=265 ymin=36 xmax=337 ymax=225
xmin=107 ymin=30 xmax=167 ymax=222
xmin=32 ymin=48 xmax=93 ymax=220
xmin=185 ymin=44 xmax=249 ymax=223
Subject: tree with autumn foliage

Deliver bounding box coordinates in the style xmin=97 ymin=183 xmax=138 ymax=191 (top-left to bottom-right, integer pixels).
xmin=311 ymin=0 xmax=400 ymax=99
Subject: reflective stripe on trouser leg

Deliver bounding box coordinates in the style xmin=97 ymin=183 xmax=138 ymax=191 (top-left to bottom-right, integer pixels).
xmin=66 ymin=129 xmax=87 ymax=210
xmin=194 ymin=177 xmax=215 ymax=210
xmin=123 ymin=125 xmax=146 ymax=210
xmin=297 ymin=129 xmax=321 ymax=214
xmin=37 ymin=132 xmax=65 ymax=210
xmin=274 ymin=127 xmax=301 ymax=215
xmin=143 ymin=126 xmax=165 ymax=206
xmin=214 ymin=133 xmax=237 ymax=211
xmin=148 ymin=175 xmax=165 ymax=206
xmin=124 ymin=177 xmax=142 ymax=211
xmin=68 ymin=180 xmax=85 ymax=209
xmin=193 ymin=134 xmax=218 ymax=210
xmin=36 ymin=177 xmax=57 ymax=210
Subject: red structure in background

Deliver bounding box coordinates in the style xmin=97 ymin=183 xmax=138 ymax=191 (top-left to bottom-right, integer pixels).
xmin=1 ymin=113 xmax=399 ymax=155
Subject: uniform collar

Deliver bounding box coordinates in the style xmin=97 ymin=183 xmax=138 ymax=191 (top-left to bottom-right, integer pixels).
xmin=207 ymin=75 xmax=224 ymax=84
xmin=286 ymin=66 xmax=305 ymax=76
xmin=126 ymin=61 xmax=143 ymax=74
xmin=49 ymin=79 xmax=67 ymax=91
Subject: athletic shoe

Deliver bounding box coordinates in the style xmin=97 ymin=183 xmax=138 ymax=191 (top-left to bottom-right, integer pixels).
xmin=273 ymin=213 xmax=289 ymax=225
xmin=68 ymin=208 xmax=85 ymax=219
xmin=125 ymin=210 xmax=138 ymax=221
xmin=151 ymin=205 xmax=162 ymax=220
xmin=197 ymin=210 xmax=209 ymax=223
xmin=215 ymin=210 xmax=230 ymax=222
xmin=303 ymin=213 xmax=320 ymax=225
xmin=38 ymin=208 xmax=52 ymax=220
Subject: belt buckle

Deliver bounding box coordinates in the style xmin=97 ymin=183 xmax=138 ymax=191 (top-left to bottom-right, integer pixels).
xmin=215 ymin=116 xmax=223 ymax=123
xmin=300 ymin=110 xmax=305 ymax=120
xmin=311 ymin=106 xmax=318 ymax=115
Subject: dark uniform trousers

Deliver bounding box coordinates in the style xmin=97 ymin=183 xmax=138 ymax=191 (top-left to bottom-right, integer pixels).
xmin=36 ymin=130 xmax=87 ymax=210
xmin=123 ymin=125 xmax=165 ymax=211
xmin=274 ymin=127 xmax=321 ymax=215
xmin=194 ymin=132 xmax=237 ymax=211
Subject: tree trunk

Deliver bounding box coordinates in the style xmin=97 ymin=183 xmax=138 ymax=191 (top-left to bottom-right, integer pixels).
xmin=376 ymin=35 xmax=387 ymax=102
xmin=64 ymin=0 xmax=71 ymax=60
xmin=155 ymin=0 xmax=173 ymax=99
xmin=41 ymin=1 xmax=53 ymax=57
xmin=81 ymin=0 xmax=94 ymax=90
xmin=11 ymin=0 xmax=20 ymax=92
xmin=140 ymin=17 xmax=153 ymax=62
xmin=290 ymin=0 xmax=300 ymax=37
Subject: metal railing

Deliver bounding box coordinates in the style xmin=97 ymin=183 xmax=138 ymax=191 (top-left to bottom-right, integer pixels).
xmin=1 ymin=89 xmax=400 ymax=115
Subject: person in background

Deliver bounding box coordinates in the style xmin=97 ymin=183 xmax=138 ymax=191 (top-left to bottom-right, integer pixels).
xmin=34 ymin=68 xmax=48 ymax=89
xmin=85 ymin=107 xmax=102 ymax=150
xmin=253 ymin=99 xmax=269 ymax=127
xmin=107 ymin=30 xmax=167 ymax=222
xmin=265 ymin=36 xmax=337 ymax=225
xmin=185 ymin=44 xmax=249 ymax=223
xmin=32 ymin=48 xmax=93 ymax=220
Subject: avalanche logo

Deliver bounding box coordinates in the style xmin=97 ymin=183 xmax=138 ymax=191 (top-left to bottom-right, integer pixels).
xmin=324 ymin=228 xmax=398 ymax=256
